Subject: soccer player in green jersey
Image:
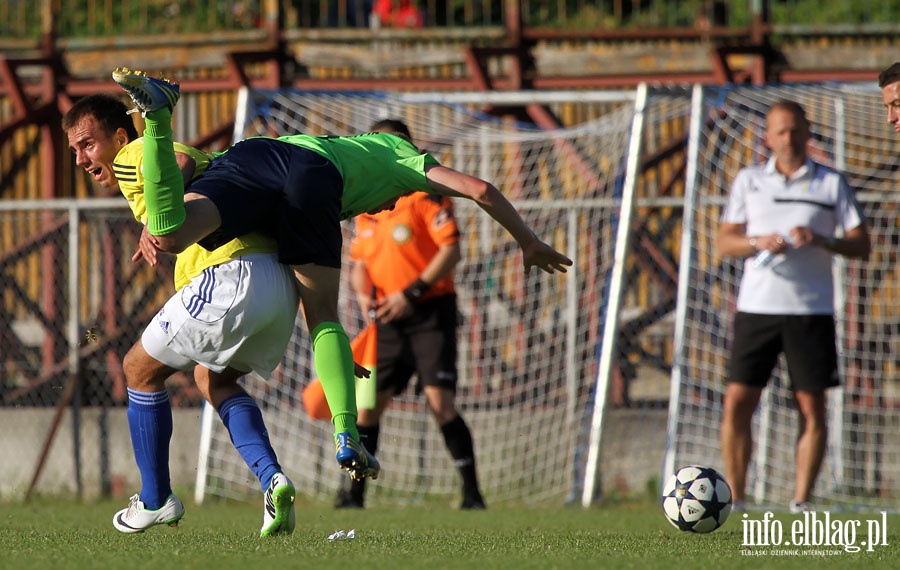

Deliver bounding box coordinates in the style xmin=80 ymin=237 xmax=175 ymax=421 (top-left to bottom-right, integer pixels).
xmin=112 ymin=67 xmax=573 ymax=484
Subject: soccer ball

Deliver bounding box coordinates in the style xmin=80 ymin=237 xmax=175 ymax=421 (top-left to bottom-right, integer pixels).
xmin=662 ymin=465 xmax=732 ymax=533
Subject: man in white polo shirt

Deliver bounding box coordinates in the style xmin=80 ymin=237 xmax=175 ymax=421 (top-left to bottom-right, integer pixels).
xmin=717 ymin=99 xmax=871 ymax=513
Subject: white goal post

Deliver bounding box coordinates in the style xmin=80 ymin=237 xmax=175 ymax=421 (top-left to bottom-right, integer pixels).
xmin=665 ymin=82 xmax=900 ymax=510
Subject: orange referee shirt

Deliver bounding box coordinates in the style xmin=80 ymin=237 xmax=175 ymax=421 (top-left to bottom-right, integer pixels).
xmin=349 ymin=192 xmax=460 ymax=301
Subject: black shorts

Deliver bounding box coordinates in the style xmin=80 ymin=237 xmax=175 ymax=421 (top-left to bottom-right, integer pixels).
xmin=188 ymin=138 xmax=344 ymax=267
xmin=376 ymin=294 xmax=458 ymax=395
xmin=727 ymin=312 xmax=840 ymax=392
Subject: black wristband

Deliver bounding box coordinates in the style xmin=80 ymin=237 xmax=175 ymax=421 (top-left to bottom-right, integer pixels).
xmin=402 ymin=278 xmax=432 ymax=302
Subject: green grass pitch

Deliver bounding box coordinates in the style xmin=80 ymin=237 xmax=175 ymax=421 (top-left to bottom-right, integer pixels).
xmin=2 ymin=496 xmax=898 ymax=570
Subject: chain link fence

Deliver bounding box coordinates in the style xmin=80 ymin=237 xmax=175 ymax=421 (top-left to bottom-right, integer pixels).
xmin=0 ymin=199 xmax=204 ymax=500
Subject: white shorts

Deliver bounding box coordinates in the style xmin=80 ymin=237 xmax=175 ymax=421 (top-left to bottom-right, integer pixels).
xmin=142 ymin=253 xmax=299 ymax=376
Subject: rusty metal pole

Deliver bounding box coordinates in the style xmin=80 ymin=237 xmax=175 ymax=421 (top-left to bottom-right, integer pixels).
xmin=512 ymin=1 xmax=525 ymax=90
xmin=506 ymin=0 xmax=522 ymax=45
xmin=40 ymin=0 xmax=62 ymax=370
xmin=262 ymin=0 xmax=285 ymax=88
xmin=749 ymin=0 xmax=769 ymax=84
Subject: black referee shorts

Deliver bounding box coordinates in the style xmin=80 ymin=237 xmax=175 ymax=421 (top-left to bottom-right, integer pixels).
xmin=727 ymin=312 xmax=840 ymax=392
xmin=188 ymin=138 xmax=345 ymax=267
xmin=376 ymin=295 xmax=459 ymax=396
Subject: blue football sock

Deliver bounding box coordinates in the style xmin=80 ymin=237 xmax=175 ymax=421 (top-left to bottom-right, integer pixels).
xmin=218 ymin=393 xmax=281 ymax=491
xmin=126 ymin=388 xmax=173 ymax=510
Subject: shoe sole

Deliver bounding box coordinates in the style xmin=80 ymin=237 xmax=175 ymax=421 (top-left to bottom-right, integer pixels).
xmin=260 ymin=484 xmax=296 ymax=537
xmin=112 ymin=68 xmax=180 ymax=113
xmin=340 ymin=459 xmax=380 ymax=481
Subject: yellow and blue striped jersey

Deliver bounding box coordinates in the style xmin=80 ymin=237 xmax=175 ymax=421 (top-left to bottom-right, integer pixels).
xmin=113 ymin=139 xmax=277 ymax=290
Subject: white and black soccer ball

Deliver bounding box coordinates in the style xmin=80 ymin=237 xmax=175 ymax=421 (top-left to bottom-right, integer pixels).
xmin=662 ymin=465 xmax=732 ymax=533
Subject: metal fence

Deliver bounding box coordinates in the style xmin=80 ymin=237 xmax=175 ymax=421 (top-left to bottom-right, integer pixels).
xmin=2 ymin=1 xmax=899 ymax=40
xmin=0 ymin=199 xmax=199 ymax=409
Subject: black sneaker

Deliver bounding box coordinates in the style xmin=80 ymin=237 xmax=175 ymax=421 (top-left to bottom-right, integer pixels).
xmin=334 ymin=488 xmax=364 ymax=509
xmin=461 ymin=493 xmax=487 ymax=510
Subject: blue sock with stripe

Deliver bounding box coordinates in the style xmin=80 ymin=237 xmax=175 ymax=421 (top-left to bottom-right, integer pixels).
xmin=218 ymin=392 xmax=280 ymax=491
xmin=126 ymin=388 xmax=173 ymax=510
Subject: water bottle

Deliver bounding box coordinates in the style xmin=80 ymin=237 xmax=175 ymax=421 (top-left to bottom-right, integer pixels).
xmin=751 ymin=249 xmax=774 ymax=268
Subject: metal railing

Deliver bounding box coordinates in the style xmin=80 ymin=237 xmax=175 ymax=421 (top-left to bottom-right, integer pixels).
xmin=2 ymin=1 xmax=899 ymax=41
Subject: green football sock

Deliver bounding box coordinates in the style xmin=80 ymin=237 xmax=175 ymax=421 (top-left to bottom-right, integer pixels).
xmin=142 ymin=108 xmax=186 ymax=235
xmin=311 ymin=322 xmax=359 ymax=441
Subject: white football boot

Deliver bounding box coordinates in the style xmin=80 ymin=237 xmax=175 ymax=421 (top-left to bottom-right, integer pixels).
xmin=113 ymin=493 xmax=184 ymax=533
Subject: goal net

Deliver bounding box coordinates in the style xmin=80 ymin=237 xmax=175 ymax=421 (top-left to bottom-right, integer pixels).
xmin=195 ymin=88 xmax=674 ymax=506
xmin=664 ymin=83 xmax=900 ymax=509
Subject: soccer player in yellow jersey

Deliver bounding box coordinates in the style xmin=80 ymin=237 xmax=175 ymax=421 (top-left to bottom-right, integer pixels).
xmin=63 ymin=94 xmax=297 ymax=536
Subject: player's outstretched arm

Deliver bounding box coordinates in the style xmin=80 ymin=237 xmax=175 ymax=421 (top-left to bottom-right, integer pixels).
xmin=424 ymin=165 xmax=573 ymax=274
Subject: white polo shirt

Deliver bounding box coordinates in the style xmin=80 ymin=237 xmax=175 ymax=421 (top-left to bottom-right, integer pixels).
xmin=721 ymin=157 xmax=865 ymax=315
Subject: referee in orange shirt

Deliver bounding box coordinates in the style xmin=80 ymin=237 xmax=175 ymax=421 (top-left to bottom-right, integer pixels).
xmin=336 ymin=120 xmax=486 ymax=510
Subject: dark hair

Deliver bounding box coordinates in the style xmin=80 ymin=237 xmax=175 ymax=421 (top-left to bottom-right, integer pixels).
xmin=767 ymin=99 xmax=808 ymax=125
xmin=878 ymin=62 xmax=900 ymax=88
xmin=62 ymin=94 xmax=139 ymax=141
xmin=369 ymin=118 xmax=413 ymax=142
